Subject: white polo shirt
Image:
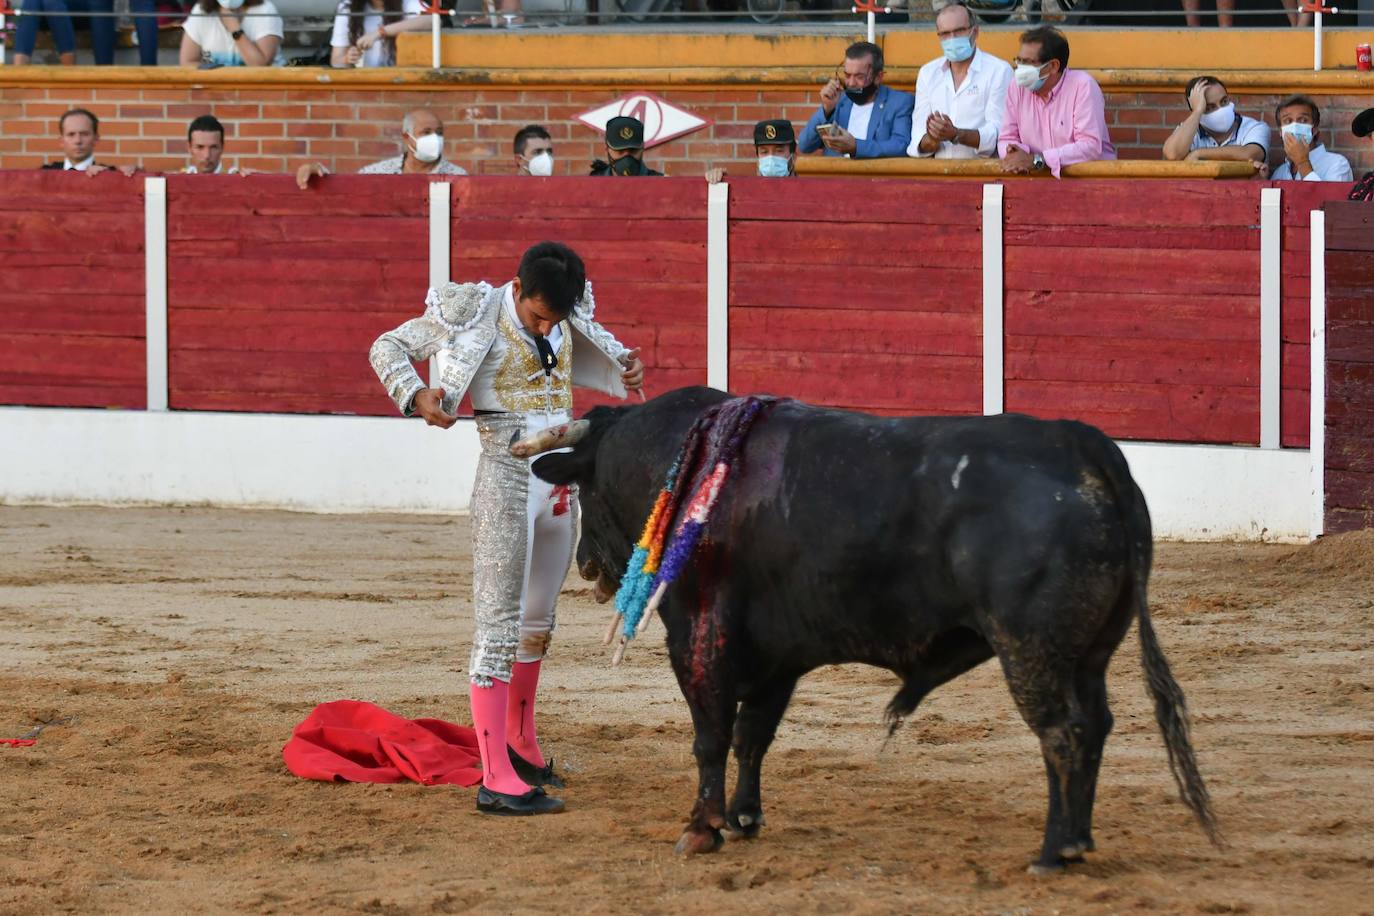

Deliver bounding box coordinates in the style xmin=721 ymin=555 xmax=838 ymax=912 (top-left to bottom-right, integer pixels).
xmin=1189 ymin=114 xmax=1270 ymax=153
xmin=908 ymin=48 xmax=1013 ymax=159
xmin=1272 ymin=144 xmax=1354 ymax=182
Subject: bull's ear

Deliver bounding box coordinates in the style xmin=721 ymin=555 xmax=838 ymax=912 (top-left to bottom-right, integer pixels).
xmin=532 ymin=450 xmax=589 ymax=486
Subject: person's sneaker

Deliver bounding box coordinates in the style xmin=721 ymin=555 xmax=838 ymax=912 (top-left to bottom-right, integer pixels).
xmin=507 ymin=746 xmax=566 ymax=789
xmin=475 ymin=785 xmax=565 ymax=816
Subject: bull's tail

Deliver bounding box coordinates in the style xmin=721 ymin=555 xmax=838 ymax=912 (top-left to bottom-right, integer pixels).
xmin=1136 ymin=583 xmax=1223 ymax=847
xmin=1098 ymin=430 xmax=1224 ymax=848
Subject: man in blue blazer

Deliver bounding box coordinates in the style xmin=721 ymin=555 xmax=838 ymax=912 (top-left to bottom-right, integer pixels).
xmin=800 ymin=41 xmax=915 ymax=159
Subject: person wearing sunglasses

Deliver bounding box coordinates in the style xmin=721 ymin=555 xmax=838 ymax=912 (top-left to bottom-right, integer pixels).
xmin=1161 ymin=76 xmax=1268 ymax=176
xmin=997 ymin=26 xmax=1114 ymax=178
xmin=799 ymin=41 xmax=914 ymax=160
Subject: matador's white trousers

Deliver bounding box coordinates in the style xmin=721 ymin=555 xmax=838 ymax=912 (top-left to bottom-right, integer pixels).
xmin=469 ymin=412 xmax=578 ymax=687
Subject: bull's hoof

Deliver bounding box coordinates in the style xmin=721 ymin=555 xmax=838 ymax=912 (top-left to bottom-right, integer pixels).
xmin=724 ymin=810 xmax=766 ymax=840
xmin=1059 ymin=840 xmax=1090 ymax=859
xmin=1026 ymin=859 xmax=1066 ymax=877
xmin=675 ymin=828 xmax=724 ymax=856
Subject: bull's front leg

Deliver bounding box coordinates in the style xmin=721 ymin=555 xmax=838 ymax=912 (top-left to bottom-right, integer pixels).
xmin=665 ymin=601 xmax=736 ymax=856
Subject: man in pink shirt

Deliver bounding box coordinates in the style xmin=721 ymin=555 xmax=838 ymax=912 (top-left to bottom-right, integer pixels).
xmin=998 ymin=26 xmax=1115 ymax=178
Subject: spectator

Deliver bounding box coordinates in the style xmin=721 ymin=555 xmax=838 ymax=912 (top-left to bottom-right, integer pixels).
xmin=295 ymin=109 xmax=466 ymax=188
xmin=514 ymin=125 xmax=554 ymax=176
xmin=1271 ymin=95 xmax=1352 ymax=183
xmin=183 ymin=114 xmax=252 ymax=174
xmin=1347 ymin=108 xmax=1374 ymax=201
xmin=180 ymin=0 xmax=285 ymax=68
xmin=589 ymin=116 xmax=663 ymax=177
xmin=800 ymin=41 xmax=914 ymax=159
xmin=331 ymin=0 xmax=430 ymax=68
xmin=1181 ymin=0 xmax=1233 ymax=28
xmin=706 ymin=119 xmax=798 ymax=182
xmin=12 ymin=0 xmax=158 ymax=66
xmin=998 ymin=26 xmax=1115 ymax=177
xmin=908 ymin=1 xmax=1012 ymax=160
xmin=40 ymin=109 xmax=136 ymax=176
xmin=1161 ymin=75 xmax=1268 ymax=175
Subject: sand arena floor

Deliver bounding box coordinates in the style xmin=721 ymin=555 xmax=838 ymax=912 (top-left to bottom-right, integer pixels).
xmin=0 ymin=505 xmax=1371 ymax=914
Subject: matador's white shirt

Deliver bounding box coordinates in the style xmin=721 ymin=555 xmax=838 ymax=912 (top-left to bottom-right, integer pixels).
xmin=369 ymin=279 xmax=632 ymax=421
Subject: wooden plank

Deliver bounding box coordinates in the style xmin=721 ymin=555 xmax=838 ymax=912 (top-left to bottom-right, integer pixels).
xmin=0 ymin=333 xmax=145 ymax=382
xmin=1007 ymin=225 xmax=1256 ymax=250
xmin=166 ymin=213 xmax=426 ymax=243
xmin=0 ymin=173 xmax=145 ymax=214
xmin=730 ymin=349 xmax=981 ymax=413
xmin=729 ymin=263 xmax=980 ymax=309
xmin=1005 ymin=337 xmax=1258 ymax=386
xmin=166 ymin=175 xmax=430 ymax=217
xmin=727 ymin=179 xmax=982 ymax=226
xmin=1326 ymin=470 xmax=1374 ymax=511
xmin=168 ymin=309 xmax=420 ymax=353
xmin=167 ymin=389 xmax=398 ymax=416
xmin=0 ymin=299 xmax=146 ymax=337
xmin=1325 ymin=432 xmax=1374 ymax=473
xmin=728 ymin=221 xmax=981 ymax=266
xmin=731 ymin=306 xmax=980 ymax=357
xmin=1005 ymin=290 xmax=1258 ymax=341
xmin=451 ymin=217 xmax=708 ymax=245
xmin=1005 ymin=380 xmax=1258 ymax=444
xmin=0 ymin=385 xmax=145 ymax=410
xmin=1004 ymin=246 xmax=1259 ymax=295
xmin=451 ymin=239 xmax=705 ymax=265
xmin=1282 ymin=183 xmax=1355 ymax=226
xmin=452 ymin=176 xmax=707 ymax=222
xmin=1005 ymin=181 xmax=1259 ymax=228
xmin=0 ymin=212 xmax=144 ymax=255
xmin=1328 ymin=297 xmax=1374 ymax=322
xmin=1281 ymin=388 xmax=1310 ymax=449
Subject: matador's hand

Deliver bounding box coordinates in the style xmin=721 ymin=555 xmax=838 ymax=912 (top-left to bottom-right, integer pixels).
xmin=413 ymin=387 xmax=457 ymax=428
xmin=621 ymin=348 xmax=645 ymax=400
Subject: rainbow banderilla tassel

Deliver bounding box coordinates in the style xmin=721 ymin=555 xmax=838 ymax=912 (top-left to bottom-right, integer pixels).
xmin=607 ymin=396 xmax=775 ymax=665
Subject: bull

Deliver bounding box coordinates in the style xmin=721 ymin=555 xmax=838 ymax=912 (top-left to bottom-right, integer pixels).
xmin=517 ymin=386 xmax=1219 ymax=873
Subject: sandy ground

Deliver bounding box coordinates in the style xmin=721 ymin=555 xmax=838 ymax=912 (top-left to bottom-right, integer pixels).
xmin=0 ymin=505 xmax=1371 ymax=914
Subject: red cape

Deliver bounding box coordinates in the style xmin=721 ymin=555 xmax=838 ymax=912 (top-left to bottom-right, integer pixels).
xmin=282 ymin=700 xmax=482 ymax=786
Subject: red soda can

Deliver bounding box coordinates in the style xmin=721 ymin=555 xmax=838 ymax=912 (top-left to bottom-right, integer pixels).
xmin=1358 ymin=43 xmax=1372 ymax=71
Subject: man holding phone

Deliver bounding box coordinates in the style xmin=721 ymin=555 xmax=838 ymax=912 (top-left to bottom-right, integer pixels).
xmin=799 ymin=41 xmax=914 ymax=159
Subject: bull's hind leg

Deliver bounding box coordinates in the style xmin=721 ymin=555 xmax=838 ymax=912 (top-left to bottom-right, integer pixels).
xmin=726 ymin=674 xmax=799 ymax=839
xmin=666 ymin=608 xmax=736 ymax=855
xmin=994 ymin=649 xmax=1113 ymax=874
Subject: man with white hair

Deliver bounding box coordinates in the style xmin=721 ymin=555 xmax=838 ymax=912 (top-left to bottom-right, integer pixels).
xmin=295 ymin=108 xmax=466 ymax=188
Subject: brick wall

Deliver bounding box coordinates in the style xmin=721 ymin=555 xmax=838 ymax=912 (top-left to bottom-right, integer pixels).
xmin=2 ymin=84 xmax=1372 ymax=177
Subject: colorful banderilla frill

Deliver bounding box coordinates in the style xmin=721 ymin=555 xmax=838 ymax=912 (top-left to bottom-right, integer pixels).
xmin=607 ymin=395 xmax=776 ymax=665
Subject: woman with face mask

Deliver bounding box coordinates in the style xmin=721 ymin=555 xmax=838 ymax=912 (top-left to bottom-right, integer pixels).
xmin=330 ymin=0 xmax=430 ymax=68
xmin=1161 ymin=75 xmax=1269 ymax=176
xmin=179 ymin=0 xmax=285 ymax=67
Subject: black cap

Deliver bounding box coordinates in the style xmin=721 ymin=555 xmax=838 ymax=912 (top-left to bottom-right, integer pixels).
xmin=753 ymin=119 xmax=796 ymax=145
xmin=604 ymin=116 xmax=645 ymax=150
xmin=1354 ymin=108 xmax=1374 ymax=138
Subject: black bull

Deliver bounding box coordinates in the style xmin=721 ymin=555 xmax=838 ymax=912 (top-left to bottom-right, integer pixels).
xmin=530 ymin=387 xmax=1220 ymax=872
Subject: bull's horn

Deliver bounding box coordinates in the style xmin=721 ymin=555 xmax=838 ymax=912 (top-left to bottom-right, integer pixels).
xmin=509 ymin=419 xmax=590 ymax=458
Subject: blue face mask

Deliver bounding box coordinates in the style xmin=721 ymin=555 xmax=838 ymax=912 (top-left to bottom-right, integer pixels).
xmin=757 ymin=155 xmax=790 ymax=178
xmin=1282 ymin=122 xmax=1314 ymax=145
xmin=940 ymin=35 xmax=974 ymax=62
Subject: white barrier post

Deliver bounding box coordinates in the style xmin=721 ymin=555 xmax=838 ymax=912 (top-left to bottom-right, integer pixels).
xmin=427 ymin=180 xmax=450 ymax=387
xmin=982 ymin=183 xmax=1004 ymax=416
xmin=431 ymin=9 xmax=440 ymax=69
xmin=145 ymin=177 xmax=168 ymax=412
xmin=1309 ymin=209 xmax=1326 ymax=540
xmin=1259 ymin=187 xmax=1282 ymax=449
xmin=706 ymin=181 xmax=730 ymax=392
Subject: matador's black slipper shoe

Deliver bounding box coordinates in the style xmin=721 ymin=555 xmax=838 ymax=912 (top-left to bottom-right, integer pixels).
xmin=476 ymin=785 xmax=565 ymax=816
xmin=507 ymin=746 xmax=566 ymax=789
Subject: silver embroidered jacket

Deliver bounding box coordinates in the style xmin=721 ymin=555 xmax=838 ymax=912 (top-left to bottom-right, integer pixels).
xmin=369 ymin=280 xmax=633 ymax=417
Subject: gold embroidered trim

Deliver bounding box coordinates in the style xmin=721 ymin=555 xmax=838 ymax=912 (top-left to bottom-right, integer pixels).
xmin=493 ymin=308 xmax=572 ymax=413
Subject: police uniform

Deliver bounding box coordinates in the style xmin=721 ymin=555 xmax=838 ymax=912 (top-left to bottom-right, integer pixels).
xmin=754 ymin=118 xmax=797 ymax=147
xmin=590 ymin=115 xmax=664 ymax=177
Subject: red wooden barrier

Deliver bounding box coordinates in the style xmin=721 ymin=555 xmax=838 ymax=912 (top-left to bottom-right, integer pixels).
xmin=727 ymin=177 xmax=983 ymax=416
xmin=1323 ymin=201 xmax=1374 ymax=533
xmin=165 ymin=174 xmax=430 ymax=415
xmin=445 ymin=176 xmax=709 ymax=414
xmin=0 ymin=172 xmax=146 ymax=409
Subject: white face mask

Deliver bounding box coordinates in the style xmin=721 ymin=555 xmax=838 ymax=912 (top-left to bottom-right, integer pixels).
xmin=220 ymin=0 xmax=245 ymax=10
xmin=1199 ymin=103 xmax=1235 ymax=134
xmin=527 ymin=151 xmax=554 ymax=177
xmin=411 ymin=132 xmax=443 ymax=163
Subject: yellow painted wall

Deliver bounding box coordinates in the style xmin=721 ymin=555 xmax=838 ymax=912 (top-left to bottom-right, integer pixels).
xmin=404 ymin=27 xmax=1374 ymax=74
